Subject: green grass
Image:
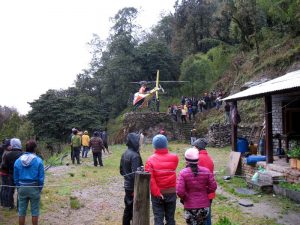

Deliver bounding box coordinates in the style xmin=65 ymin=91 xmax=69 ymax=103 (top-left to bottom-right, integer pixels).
xmin=279 ymin=181 xmax=300 ymax=192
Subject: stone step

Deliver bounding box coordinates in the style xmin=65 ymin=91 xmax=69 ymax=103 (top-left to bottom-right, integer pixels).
xmin=258 ymin=171 xmax=285 ymax=185
xmin=247 ymin=180 xmax=273 ymax=193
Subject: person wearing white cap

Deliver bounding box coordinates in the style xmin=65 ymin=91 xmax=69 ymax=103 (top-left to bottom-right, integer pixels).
xmin=176 ymin=148 xmax=217 ymax=225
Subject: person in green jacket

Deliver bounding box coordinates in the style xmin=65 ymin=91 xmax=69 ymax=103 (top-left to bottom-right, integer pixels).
xmin=71 ymin=129 xmax=81 ymax=164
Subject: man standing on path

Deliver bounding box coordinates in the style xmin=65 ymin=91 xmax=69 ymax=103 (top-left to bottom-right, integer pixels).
xmin=2 ymin=138 xmax=23 ymax=209
xmin=120 ymin=133 xmax=143 ymax=225
xmin=101 ymin=128 xmax=110 ymax=154
xmin=71 ymin=129 xmax=81 ymax=165
xmin=193 ymin=138 xmax=216 ymax=225
xmin=224 ymin=101 xmax=231 ymax=124
xmin=190 ymin=127 xmax=197 ymax=145
xmin=89 ymin=132 xmax=105 ymax=167
xmin=145 ymin=134 xmax=179 ymax=225
xmin=14 ymin=140 xmax=44 ymax=225
xmin=69 ymin=128 xmax=76 ymax=163
xmin=81 ymin=131 xmax=90 ymax=158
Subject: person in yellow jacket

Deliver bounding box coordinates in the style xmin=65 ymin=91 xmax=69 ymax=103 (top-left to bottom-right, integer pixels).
xmin=81 ymin=131 xmax=90 ymax=158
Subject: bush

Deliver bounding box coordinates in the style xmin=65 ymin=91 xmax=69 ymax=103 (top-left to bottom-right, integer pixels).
xmin=287 ymin=146 xmax=300 ymax=159
xmin=215 ymin=216 xmax=236 ymax=225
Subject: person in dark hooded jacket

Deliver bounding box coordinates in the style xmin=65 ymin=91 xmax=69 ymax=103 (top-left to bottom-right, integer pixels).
xmin=120 ymin=133 xmax=143 ymax=225
xmin=3 ymin=138 xmax=23 ymax=209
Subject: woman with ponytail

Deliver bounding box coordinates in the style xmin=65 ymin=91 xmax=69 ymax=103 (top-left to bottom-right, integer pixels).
xmin=176 ymin=148 xmax=217 ymax=225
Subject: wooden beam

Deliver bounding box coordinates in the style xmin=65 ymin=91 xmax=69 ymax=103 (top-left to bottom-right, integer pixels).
xmin=133 ymin=171 xmax=150 ymax=225
xmin=231 ymin=101 xmax=238 ymax=151
xmin=265 ymin=96 xmax=273 ymax=163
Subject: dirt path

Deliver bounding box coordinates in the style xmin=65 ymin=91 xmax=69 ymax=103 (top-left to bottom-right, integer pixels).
xmin=40 ymin=162 xmax=126 ymax=225
xmin=41 ymin=176 xmax=124 ymax=225
xmin=217 ymin=186 xmax=300 ymax=225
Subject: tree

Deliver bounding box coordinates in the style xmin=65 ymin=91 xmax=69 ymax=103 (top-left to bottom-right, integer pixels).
xmin=257 ymin=0 xmax=300 ymax=35
xmin=173 ymin=0 xmax=217 ymax=56
xmin=28 ymin=89 xmax=103 ymax=142
xmin=231 ymin=0 xmax=267 ymax=53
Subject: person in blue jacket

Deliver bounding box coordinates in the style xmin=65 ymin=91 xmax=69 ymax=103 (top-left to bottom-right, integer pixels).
xmin=14 ymin=140 xmax=44 ymax=225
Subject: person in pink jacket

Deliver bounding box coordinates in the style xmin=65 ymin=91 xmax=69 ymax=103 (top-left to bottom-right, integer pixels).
xmin=176 ymin=148 xmax=217 ymax=225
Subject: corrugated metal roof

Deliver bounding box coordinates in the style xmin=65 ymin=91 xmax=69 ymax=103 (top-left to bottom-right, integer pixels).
xmin=223 ymin=70 xmax=300 ymax=101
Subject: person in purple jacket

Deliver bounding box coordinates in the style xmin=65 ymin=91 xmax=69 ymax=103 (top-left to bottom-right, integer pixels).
xmin=176 ymin=148 xmax=217 ymax=225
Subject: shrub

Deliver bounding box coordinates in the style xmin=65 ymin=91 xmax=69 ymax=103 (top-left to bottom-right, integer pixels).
xmin=287 ymin=146 xmax=300 ymax=159
xmin=215 ymin=216 xmax=236 ymax=225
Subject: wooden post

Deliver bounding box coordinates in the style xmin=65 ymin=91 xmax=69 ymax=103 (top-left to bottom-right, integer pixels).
xmin=231 ymin=101 xmax=238 ymax=151
xmin=133 ymin=171 xmax=150 ymax=225
xmin=265 ymin=96 xmax=273 ymax=163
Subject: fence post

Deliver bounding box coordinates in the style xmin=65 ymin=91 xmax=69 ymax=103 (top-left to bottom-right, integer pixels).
xmin=133 ymin=171 xmax=150 ymax=225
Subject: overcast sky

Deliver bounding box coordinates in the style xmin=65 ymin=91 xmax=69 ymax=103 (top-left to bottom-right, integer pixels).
xmin=0 ymin=0 xmax=175 ymax=115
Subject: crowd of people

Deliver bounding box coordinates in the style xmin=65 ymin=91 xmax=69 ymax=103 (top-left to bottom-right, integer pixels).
xmin=0 ymin=138 xmax=44 ymax=225
xmin=69 ymin=128 xmax=110 ymax=167
xmin=1 ymin=129 xmax=217 ymax=225
xmin=120 ymin=133 xmax=217 ymax=225
xmin=168 ymin=91 xmax=225 ymax=123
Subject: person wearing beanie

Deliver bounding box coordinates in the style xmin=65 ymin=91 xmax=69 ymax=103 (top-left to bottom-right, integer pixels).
xmin=2 ymin=138 xmax=23 ymax=209
xmin=81 ymin=131 xmax=90 ymax=158
xmin=120 ymin=132 xmax=143 ymax=225
xmin=14 ymin=140 xmax=44 ymax=225
xmin=176 ymin=148 xmax=217 ymax=225
xmin=0 ymin=139 xmax=11 ymax=207
xmin=193 ymin=138 xmax=215 ymax=225
xmin=145 ymin=134 xmax=179 ymax=225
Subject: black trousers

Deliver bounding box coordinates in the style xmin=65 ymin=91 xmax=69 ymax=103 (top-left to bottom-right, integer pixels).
xmin=72 ymin=147 xmax=80 ymax=164
xmin=123 ymin=189 xmax=134 ymax=225
xmin=151 ymin=193 xmax=176 ymax=225
xmin=0 ymin=175 xmax=9 ymax=207
xmin=7 ymin=176 xmax=15 ymax=208
xmin=92 ymin=152 xmax=103 ymax=166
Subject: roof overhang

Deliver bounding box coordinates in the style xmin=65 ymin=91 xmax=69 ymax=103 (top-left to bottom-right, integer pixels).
xmin=223 ymin=70 xmax=300 ymax=102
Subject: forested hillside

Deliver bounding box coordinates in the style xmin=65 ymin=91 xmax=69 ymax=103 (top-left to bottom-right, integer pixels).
xmin=1 ymin=0 xmax=300 ymax=146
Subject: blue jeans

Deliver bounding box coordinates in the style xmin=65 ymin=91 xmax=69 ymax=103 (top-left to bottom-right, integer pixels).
xmin=151 ymin=193 xmax=176 ymax=225
xmin=82 ymin=146 xmax=89 ymax=158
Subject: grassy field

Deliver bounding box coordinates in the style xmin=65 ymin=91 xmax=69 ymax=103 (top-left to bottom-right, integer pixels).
xmin=1 ymin=143 xmax=299 ymax=225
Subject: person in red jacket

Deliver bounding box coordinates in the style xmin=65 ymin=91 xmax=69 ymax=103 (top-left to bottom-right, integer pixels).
xmin=193 ymin=138 xmax=215 ymax=225
xmin=145 ymin=134 xmax=179 ymax=225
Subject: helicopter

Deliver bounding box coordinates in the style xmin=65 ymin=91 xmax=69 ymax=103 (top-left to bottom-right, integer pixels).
xmin=131 ymin=70 xmax=189 ymax=111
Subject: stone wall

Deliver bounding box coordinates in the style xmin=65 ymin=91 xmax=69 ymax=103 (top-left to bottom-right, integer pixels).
xmin=240 ymin=158 xmax=300 ymax=184
xmin=207 ymin=123 xmax=262 ymax=147
xmin=114 ymin=112 xmax=187 ymax=144
xmin=272 ymin=93 xmax=300 ymax=150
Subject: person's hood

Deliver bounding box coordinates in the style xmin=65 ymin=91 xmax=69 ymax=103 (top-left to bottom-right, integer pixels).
xmin=20 ymin=153 xmax=37 ymax=167
xmin=126 ymin=133 xmax=140 ymax=152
